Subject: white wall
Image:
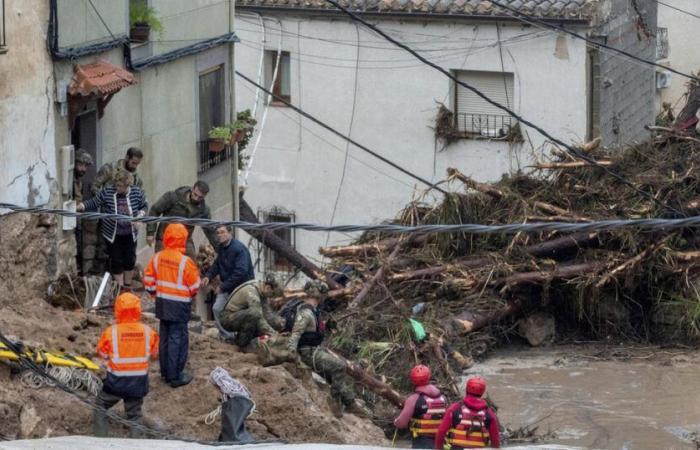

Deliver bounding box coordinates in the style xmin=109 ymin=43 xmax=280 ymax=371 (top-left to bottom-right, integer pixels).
xmin=234 ymin=15 xmax=589 ymax=266
xmin=0 ymin=0 xmax=57 ymax=209
xmin=657 ymin=0 xmax=700 ymax=112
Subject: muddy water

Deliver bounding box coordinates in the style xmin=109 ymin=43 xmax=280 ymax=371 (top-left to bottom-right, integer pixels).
xmin=471 ymin=347 xmax=700 ymax=450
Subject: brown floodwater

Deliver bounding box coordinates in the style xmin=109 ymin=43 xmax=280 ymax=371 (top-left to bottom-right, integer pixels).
xmin=470 ymin=346 xmax=700 ymax=450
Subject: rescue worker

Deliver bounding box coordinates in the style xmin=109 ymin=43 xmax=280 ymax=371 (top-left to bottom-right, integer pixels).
xmin=201 ymin=224 xmax=255 ymax=333
xmin=218 ymin=274 xmax=284 ymax=348
xmin=144 ymin=223 xmax=201 ymax=388
xmin=146 ymin=181 xmax=217 ymax=258
xmin=92 ymin=147 xmax=144 ymax=193
xmin=434 ymin=377 xmax=500 ymax=449
xmin=73 ymin=149 xmax=93 ymax=276
xmin=287 ymin=280 xmax=369 ymax=418
xmin=94 ymin=292 xmax=159 ymax=438
xmin=394 ymin=365 xmax=447 ymax=449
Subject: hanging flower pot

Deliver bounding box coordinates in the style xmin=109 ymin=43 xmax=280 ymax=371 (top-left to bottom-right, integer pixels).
xmin=232 ymin=128 xmax=246 ymax=144
xmin=130 ymin=24 xmax=151 ymax=43
xmin=208 ymin=139 xmax=226 ymax=153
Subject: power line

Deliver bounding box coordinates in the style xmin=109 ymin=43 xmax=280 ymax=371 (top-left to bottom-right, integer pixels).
xmin=321 ymin=0 xmax=683 ymax=216
xmin=86 ymin=0 xmax=116 ymax=40
xmin=4 ymin=203 xmax=700 ymax=235
xmin=655 ymin=0 xmax=700 ymax=21
xmin=489 ymin=0 xmax=699 ymax=83
xmin=235 ymin=71 xmax=448 ymax=194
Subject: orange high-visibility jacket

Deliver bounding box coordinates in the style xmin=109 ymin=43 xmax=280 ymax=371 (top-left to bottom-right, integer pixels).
xmin=143 ymin=223 xmax=200 ymax=322
xmin=97 ymin=293 xmax=158 ymax=397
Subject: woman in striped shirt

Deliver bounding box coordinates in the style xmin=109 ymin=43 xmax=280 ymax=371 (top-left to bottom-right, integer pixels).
xmin=78 ymin=170 xmax=148 ymax=291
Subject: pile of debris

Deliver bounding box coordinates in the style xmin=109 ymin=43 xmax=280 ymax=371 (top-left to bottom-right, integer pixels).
xmin=301 ymin=132 xmax=700 ymax=397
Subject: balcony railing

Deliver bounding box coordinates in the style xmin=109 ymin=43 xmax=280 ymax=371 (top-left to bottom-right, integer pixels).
xmin=197 ymin=140 xmax=231 ymax=174
xmin=456 ymin=113 xmax=514 ymax=138
xmin=0 ymin=0 xmax=7 ymax=54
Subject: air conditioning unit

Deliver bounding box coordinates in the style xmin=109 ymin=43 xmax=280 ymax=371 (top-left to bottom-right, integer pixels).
xmin=656 ymin=70 xmax=672 ymax=90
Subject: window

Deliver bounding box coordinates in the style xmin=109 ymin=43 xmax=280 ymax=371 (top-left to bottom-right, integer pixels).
xmin=454 ymin=70 xmax=515 ymax=138
xmin=0 ymin=0 xmax=7 ymax=54
xmin=265 ymin=51 xmax=291 ymax=104
xmin=197 ymin=65 xmax=227 ymax=173
xmin=258 ymin=207 xmax=295 ymax=272
xmin=656 ymin=27 xmax=669 ymax=61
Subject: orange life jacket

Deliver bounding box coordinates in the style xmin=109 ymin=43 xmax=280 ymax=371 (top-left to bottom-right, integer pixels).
xmin=409 ymin=394 xmax=447 ymax=439
xmin=106 ymin=322 xmax=152 ymax=377
xmin=445 ymin=404 xmax=491 ymax=448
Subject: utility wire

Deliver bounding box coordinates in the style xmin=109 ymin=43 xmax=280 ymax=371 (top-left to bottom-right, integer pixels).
xmin=235 ymin=71 xmax=448 ymax=194
xmin=654 ymin=0 xmax=700 ymax=21
xmin=3 ymin=203 xmax=700 ymax=235
xmin=322 ymin=0 xmax=683 ymax=216
xmin=488 ymin=0 xmax=699 ymax=82
xmin=86 ymin=0 xmax=116 ymax=40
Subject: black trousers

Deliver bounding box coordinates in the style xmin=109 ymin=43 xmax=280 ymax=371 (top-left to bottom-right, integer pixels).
xmin=159 ymin=320 xmax=189 ymax=382
xmin=107 ymin=233 xmax=137 ymax=275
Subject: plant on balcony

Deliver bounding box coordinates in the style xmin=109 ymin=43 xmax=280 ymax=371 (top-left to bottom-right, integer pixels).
xmin=208 ymin=126 xmax=232 ymax=153
xmin=231 ymin=109 xmax=257 ymax=153
xmin=129 ymin=3 xmax=164 ymax=43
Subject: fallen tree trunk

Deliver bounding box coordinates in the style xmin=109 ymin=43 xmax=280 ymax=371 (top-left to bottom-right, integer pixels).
xmin=447 ymin=167 xmax=504 ymax=199
xmin=497 ymin=261 xmax=604 ymax=289
xmin=534 ymin=160 xmax=612 ymax=169
xmin=240 ymin=197 xmax=341 ymax=290
xmin=389 ymin=257 xmax=494 ymax=282
xmin=349 ymin=243 xmax=405 ymax=308
xmin=524 ymin=232 xmax=602 ymax=259
xmin=320 ymin=235 xmax=427 ymax=258
xmin=327 ymin=349 xmax=404 ymax=408
xmin=448 ymin=299 xmax=524 ymax=336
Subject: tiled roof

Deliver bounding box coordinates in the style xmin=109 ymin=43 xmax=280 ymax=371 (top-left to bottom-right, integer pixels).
xmin=68 ymin=60 xmax=137 ymax=97
xmin=237 ymin=0 xmax=596 ymax=20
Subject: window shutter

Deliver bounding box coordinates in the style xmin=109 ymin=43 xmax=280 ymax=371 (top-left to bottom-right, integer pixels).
xmin=455 ymin=71 xmax=515 ymax=134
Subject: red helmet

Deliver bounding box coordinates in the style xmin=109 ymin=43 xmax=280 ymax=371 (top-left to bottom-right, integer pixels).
xmin=466 ymin=377 xmax=487 ymax=397
xmin=409 ymin=365 xmax=431 ymax=386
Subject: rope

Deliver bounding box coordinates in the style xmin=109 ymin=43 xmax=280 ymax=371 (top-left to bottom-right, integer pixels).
xmin=3 ymin=202 xmax=700 ymax=235
xmin=20 ymin=364 xmax=102 ymax=396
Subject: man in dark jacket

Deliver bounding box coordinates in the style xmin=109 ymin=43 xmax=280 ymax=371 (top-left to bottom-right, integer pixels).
xmin=146 ymin=181 xmax=217 ymax=257
xmin=202 ymin=225 xmax=254 ymax=336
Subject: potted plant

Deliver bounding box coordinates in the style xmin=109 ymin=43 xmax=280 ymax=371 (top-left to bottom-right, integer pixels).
xmin=231 ymin=109 xmax=258 ymax=153
xmin=129 ymin=3 xmax=164 ymax=43
xmin=208 ymin=126 xmax=232 ymax=153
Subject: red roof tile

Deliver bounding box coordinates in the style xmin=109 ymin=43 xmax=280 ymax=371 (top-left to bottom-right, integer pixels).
xmin=68 ymin=60 xmax=137 ymax=97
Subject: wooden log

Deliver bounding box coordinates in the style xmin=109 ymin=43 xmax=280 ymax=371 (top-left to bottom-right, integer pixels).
xmin=448 ymin=299 xmax=524 ymax=336
xmin=580 ymin=136 xmax=602 ymax=152
xmin=534 ymin=160 xmax=612 ymax=169
xmin=497 ymin=261 xmax=604 ymax=288
xmin=240 ymin=197 xmax=341 ymax=290
xmin=326 ymin=349 xmax=404 ymax=408
xmin=532 ymin=201 xmax=591 ymax=221
xmin=389 ymin=257 xmax=493 ymax=282
xmin=447 ymin=168 xmax=505 ymax=200
xmin=319 ymin=235 xmax=427 ymax=258
xmin=349 ymin=243 xmax=405 ymax=308
xmin=524 ymin=232 xmax=602 ymax=259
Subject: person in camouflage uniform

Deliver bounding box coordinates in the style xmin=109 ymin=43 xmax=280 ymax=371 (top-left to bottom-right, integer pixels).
xmin=146 ymin=181 xmax=217 ymax=258
xmin=218 ymin=275 xmax=284 ymax=348
xmin=92 ymin=147 xmax=144 ymax=194
xmin=287 ymin=280 xmax=369 ymax=418
xmin=73 ymin=149 xmax=93 ymax=275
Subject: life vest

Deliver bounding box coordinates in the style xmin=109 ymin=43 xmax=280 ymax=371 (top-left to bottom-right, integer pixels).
xmin=444 ymin=404 xmax=491 ymax=449
xmin=107 ymin=323 xmax=152 ymax=377
xmin=409 ymin=393 xmax=447 ymax=439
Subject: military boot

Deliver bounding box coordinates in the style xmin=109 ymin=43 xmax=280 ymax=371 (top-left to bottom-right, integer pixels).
xmin=93 ymin=410 xmax=109 ymax=437
xmin=327 ymin=396 xmax=344 ymax=418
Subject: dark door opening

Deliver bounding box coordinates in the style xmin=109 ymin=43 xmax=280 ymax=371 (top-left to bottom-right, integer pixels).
xmin=71 ymin=109 xmax=99 ymax=196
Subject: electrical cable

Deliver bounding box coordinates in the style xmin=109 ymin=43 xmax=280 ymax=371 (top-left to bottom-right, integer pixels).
xmin=235 ymin=71 xmax=448 ymax=194
xmin=654 ymin=0 xmax=700 ymax=21
xmin=86 ymin=0 xmax=116 ymax=40
xmin=5 ymin=203 xmax=700 ymax=235
xmin=488 ymin=0 xmax=699 ymax=82
xmin=321 ymin=0 xmax=684 ymax=216
xmin=325 ymin=23 xmax=362 ymax=246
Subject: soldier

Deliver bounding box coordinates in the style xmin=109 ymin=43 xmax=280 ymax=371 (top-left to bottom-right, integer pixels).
xmin=73 ymin=149 xmax=93 ymax=275
xmin=92 ymin=147 xmax=144 ymax=193
xmin=146 ymin=181 xmax=217 ymax=258
xmin=286 ymin=280 xmax=369 ymax=418
xmin=218 ymin=274 xmax=284 ymax=348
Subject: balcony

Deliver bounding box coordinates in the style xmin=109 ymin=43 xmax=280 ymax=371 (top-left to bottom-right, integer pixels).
xmin=197 ymin=140 xmax=231 ymax=174
xmin=456 ymin=113 xmax=516 ymax=139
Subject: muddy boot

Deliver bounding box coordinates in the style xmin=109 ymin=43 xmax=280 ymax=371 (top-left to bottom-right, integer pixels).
xmin=345 ymin=399 xmax=372 ymax=419
xmin=170 ymin=371 xmax=193 ymax=388
xmin=93 ymin=410 xmax=109 ymax=437
xmin=328 ymin=396 xmax=344 ymax=418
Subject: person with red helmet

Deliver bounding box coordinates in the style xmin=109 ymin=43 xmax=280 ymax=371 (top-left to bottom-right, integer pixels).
xmin=394 ymin=365 xmax=448 ymax=448
xmin=434 ymin=376 xmax=500 ymax=449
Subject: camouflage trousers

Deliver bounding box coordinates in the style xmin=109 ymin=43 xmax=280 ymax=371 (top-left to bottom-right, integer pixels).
xmin=299 ymin=346 xmax=355 ymax=406
xmin=219 ymin=309 xmax=277 ymax=348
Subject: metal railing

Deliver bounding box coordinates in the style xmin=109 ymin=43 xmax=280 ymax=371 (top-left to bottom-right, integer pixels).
xmin=656 ymin=27 xmax=669 ymax=60
xmin=456 ymin=113 xmax=514 ymax=138
xmin=197 ymin=140 xmax=231 ymax=174
xmin=0 ymin=0 xmax=7 ymax=53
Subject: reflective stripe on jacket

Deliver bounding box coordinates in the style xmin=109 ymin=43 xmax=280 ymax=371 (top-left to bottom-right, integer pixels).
xmin=409 ymin=393 xmax=446 ymax=439
xmin=445 ymin=405 xmax=490 ymax=448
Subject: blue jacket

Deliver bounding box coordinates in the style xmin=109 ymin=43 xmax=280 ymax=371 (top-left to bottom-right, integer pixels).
xmin=83 ymin=186 xmax=148 ymax=243
xmin=206 ymin=239 xmax=254 ymax=294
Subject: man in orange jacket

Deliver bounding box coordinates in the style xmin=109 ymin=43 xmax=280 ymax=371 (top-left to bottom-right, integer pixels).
xmin=144 ymin=223 xmax=200 ymax=388
xmin=94 ymin=292 xmax=159 ymax=437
